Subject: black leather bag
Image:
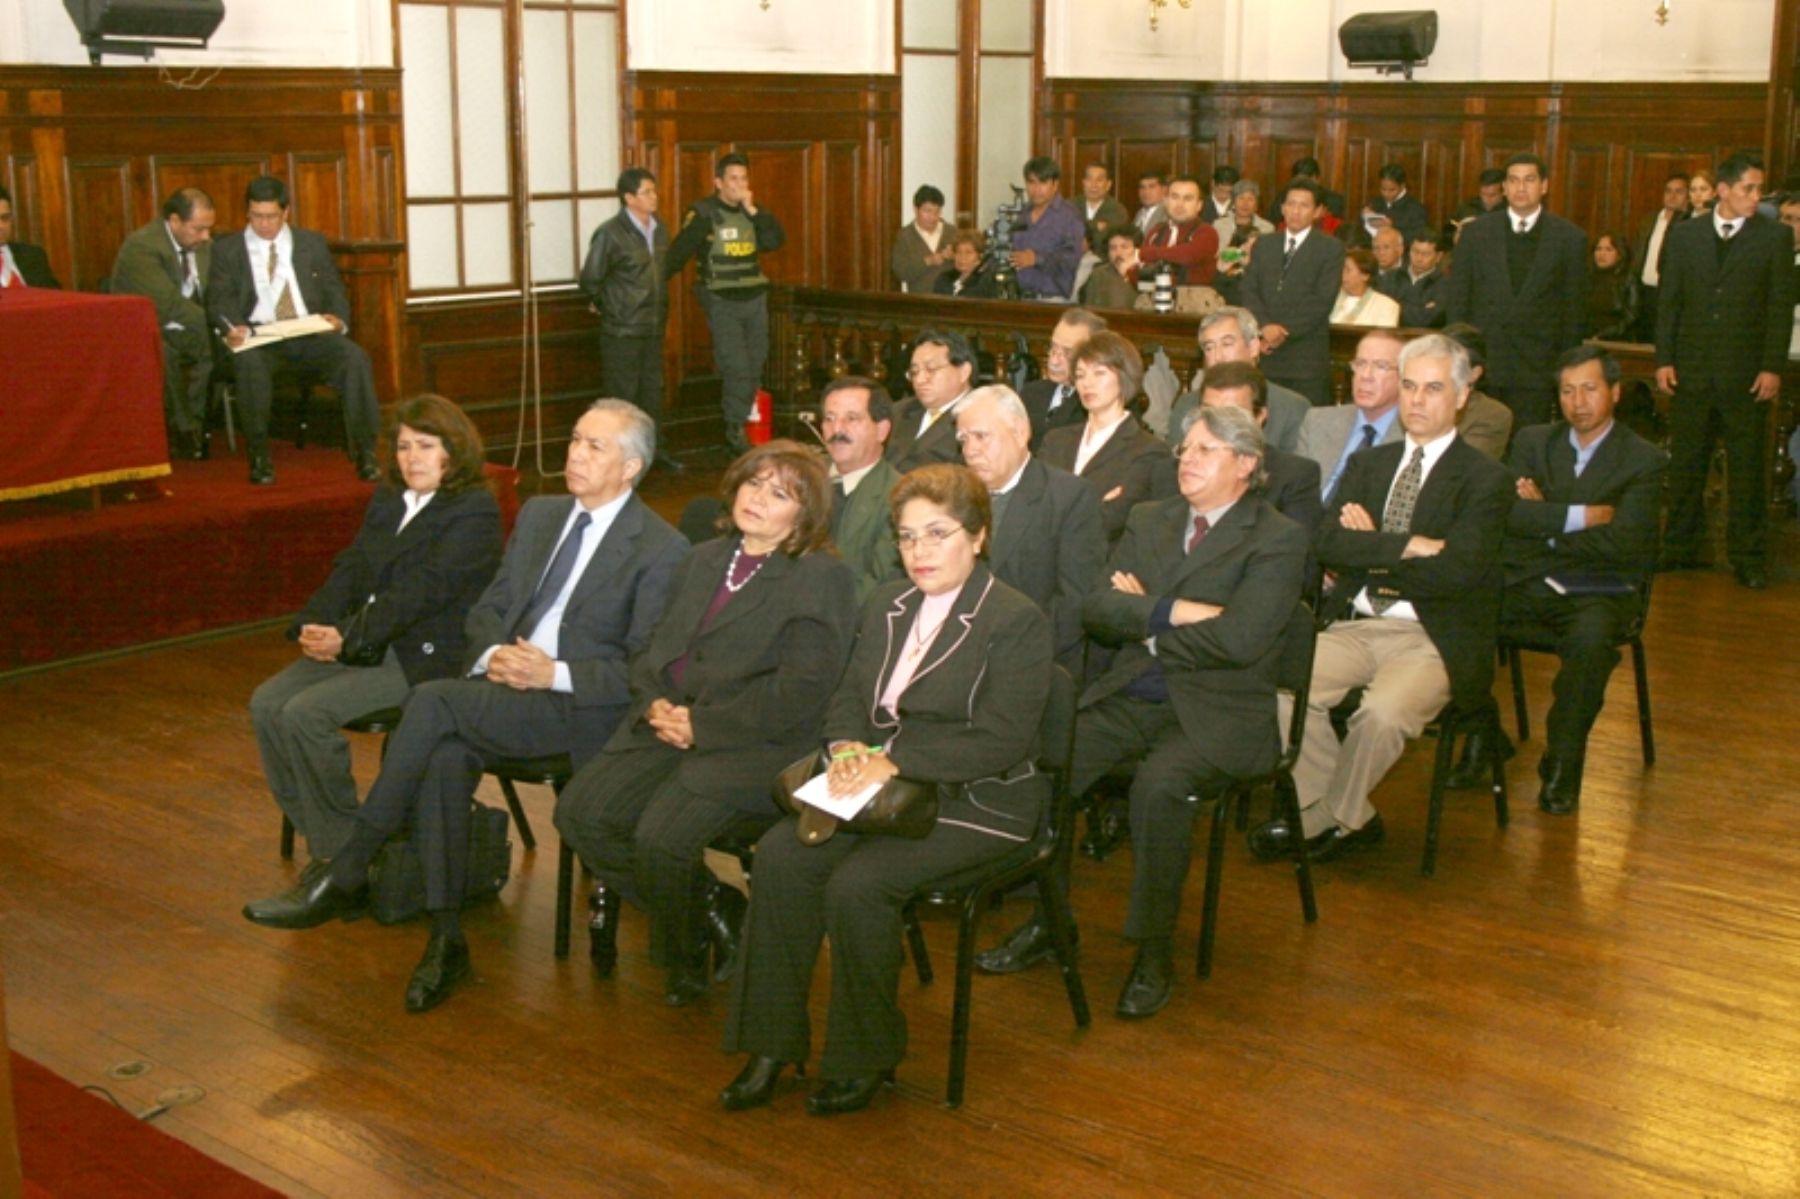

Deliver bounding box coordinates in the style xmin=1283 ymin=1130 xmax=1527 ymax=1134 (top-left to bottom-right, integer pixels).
xmin=367 ymin=802 xmax=513 ymax=924
xmin=336 ymin=597 xmax=387 ymax=667
xmin=773 ymin=751 xmax=938 ymax=846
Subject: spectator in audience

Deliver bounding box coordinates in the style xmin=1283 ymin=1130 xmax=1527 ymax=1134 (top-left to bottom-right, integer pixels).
xmin=1215 ymin=182 xmax=1274 ymax=296
xmin=0 ymin=186 xmax=60 ymax=288
xmin=1453 ymin=167 xmax=1507 ymax=225
xmin=1134 ymin=171 xmax=1170 ymax=234
xmin=1400 ymin=230 xmax=1451 ymax=328
xmin=1363 ymin=163 xmax=1430 ymax=240
xmin=1445 ymin=346 xmax=1665 ymax=813
xmin=933 ymin=230 xmax=998 ymax=299
xmin=1441 ymin=322 xmax=1518 ymax=460
xmin=1080 ymin=162 xmax=1130 ymax=246
xmin=1656 ymin=151 xmax=1794 ymax=590
xmin=1248 ymin=335 xmax=1513 ymax=866
xmin=1688 ymin=169 xmax=1716 ymax=217
xmin=1331 ymin=247 xmax=1402 ymax=328
xmin=719 ymin=464 xmax=1054 ymax=1116
xmin=955 ymin=386 xmax=1106 ymax=668
xmin=555 ymin=441 xmax=856 ymax=1007
xmin=1631 ymin=173 xmax=1690 ymax=342
xmin=1141 ymin=174 xmax=1220 ymax=286
xmin=209 ymin=175 xmax=382 ymax=486
xmin=1241 ymin=180 xmax=1347 ymax=406
xmin=819 ymin=376 xmax=903 ymax=603
xmin=110 ymin=186 xmax=217 ymax=461
xmin=1021 ymin=307 xmax=1107 ymax=449
xmin=1445 ymin=153 xmax=1588 ymax=428
xmin=1586 ymin=231 xmax=1642 ymax=342
xmin=1010 ymin=156 xmax=1087 ymax=299
xmin=889 ymin=328 xmax=977 ymax=470
xmin=1298 ymin=328 xmax=1406 ymax=502
xmin=1082 ymin=225 xmax=1143 ymax=310
xmin=891 ymin=184 xmax=958 ymax=295
xmin=1372 ymin=226 xmax=1408 ymax=300
xmin=1168 ymin=306 xmax=1310 ymax=453
xmin=242 ymin=401 xmax=687 ymax=1013
xmin=1200 ymin=361 xmax=1323 ymax=537
xmin=663 ymin=152 xmax=786 ymax=456
xmin=1202 ymin=165 xmax=1241 ymax=224
xmin=1041 ymin=331 xmax=1174 ymax=543
xmin=1267 ymin=157 xmax=1347 ymax=227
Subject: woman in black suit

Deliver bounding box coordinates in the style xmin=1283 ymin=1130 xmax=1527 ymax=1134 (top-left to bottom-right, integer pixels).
xmin=553 ymin=441 xmax=857 ymax=1006
xmin=249 ymin=394 xmax=502 ymax=867
xmin=1039 ymin=330 xmax=1173 ymax=543
xmin=1586 ymin=231 xmax=1642 ymax=342
xmin=720 ymin=464 xmax=1053 ymax=1116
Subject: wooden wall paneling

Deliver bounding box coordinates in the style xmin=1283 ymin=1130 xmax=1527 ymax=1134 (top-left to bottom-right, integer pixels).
xmin=1768 ymin=0 xmax=1800 ymax=181
xmin=1114 ymin=139 xmax=1186 ymax=195
xmin=824 ymin=139 xmax=863 ymax=290
xmin=145 ymin=154 xmax=273 ymax=233
xmin=64 ymin=157 xmax=133 ymax=290
xmin=288 ymin=153 xmax=350 ymax=242
xmin=1186 ymin=139 xmax=1218 ymax=188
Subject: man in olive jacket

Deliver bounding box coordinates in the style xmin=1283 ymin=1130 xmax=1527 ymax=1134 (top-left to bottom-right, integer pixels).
xmin=581 ymin=168 xmax=678 ymax=472
xmin=111 ymin=187 xmax=217 ymax=459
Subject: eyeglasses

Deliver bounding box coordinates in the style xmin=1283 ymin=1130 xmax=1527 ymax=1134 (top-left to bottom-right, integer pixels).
xmin=1350 ymin=358 xmax=1398 ymax=375
xmin=895 ymin=524 xmax=966 ymax=551
xmin=1172 ymin=442 xmax=1241 ymax=461
xmin=906 ymin=359 xmax=953 ymax=381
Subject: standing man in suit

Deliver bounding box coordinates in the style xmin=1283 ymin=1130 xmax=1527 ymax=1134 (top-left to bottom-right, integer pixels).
xmin=208 ymin=175 xmax=381 ymax=486
xmin=581 ymin=167 xmax=683 ymax=475
xmin=955 ymin=385 xmax=1106 ymax=669
xmin=819 ymin=376 xmax=903 ymax=603
xmin=1021 ymin=308 xmax=1106 ymax=450
xmin=665 ymin=151 xmax=786 ymax=455
xmin=890 ymin=184 xmax=957 ymax=294
xmin=1241 ymin=180 xmax=1346 ymax=407
xmin=0 ymin=187 xmax=60 ymax=288
xmin=241 ymin=400 xmax=690 ymax=1012
xmin=887 ymin=328 xmax=976 ymax=470
xmin=1363 ymin=163 xmax=1430 ymax=241
xmin=1400 ymin=230 xmax=1451 ymax=329
xmin=110 ymin=187 xmax=217 ymax=460
xmin=1199 ymin=361 xmax=1322 ymax=537
xmin=1449 ymin=347 xmax=1665 ymax=812
xmin=1446 ymin=153 xmax=1589 ymax=429
xmin=1167 ymin=306 xmax=1311 ymax=453
xmin=1297 ymin=328 xmax=1406 ymax=501
xmin=1079 ymin=163 xmax=1130 ymax=247
xmin=1249 ymin=335 xmax=1514 ymax=864
xmin=1632 ymin=173 xmax=1690 ymax=342
xmin=1655 ymin=151 xmax=1793 ymax=590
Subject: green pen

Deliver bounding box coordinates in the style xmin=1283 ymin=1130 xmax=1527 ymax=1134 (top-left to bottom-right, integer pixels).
xmin=829 ymin=744 xmax=885 ymax=761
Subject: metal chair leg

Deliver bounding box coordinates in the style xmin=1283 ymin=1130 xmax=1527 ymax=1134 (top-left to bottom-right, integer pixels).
xmin=1632 ymin=638 xmax=1655 ymax=765
xmin=1492 ymin=733 xmax=1511 ymax=828
xmin=1421 ymin=722 xmax=1459 ymax=878
xmin=555 ymin=840 xmax=574 ymax=960
xmin=279 ymin=815 xmax=294 ymax=860
xmin=1037 ymin=869 xmax=1090 ymax=1028
xmin=904 ymin=903 xmax=933 ymax=985
xmin=1195 ymin=796 xmax=1230 ymax=980
xmin=1508 ymin=645 xmax=1531 ymax=741
xmin=497 ymin=777 xmax=537 ymax=851
xmin=1280 ymin=777 xmax=1318 ymax=923
xmin=945 ymin=892 xmax=982 ymax=1108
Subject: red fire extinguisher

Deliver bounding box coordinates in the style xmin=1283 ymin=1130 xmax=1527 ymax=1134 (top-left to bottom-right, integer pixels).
xmin=746 ymin=388 xmax=773 ymax=446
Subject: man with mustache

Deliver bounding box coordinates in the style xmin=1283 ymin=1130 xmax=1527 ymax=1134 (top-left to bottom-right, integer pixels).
xmin=819 ymin=376 xmax=904 ymax=603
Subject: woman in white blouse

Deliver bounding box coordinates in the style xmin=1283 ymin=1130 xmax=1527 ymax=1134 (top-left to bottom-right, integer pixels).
xmin=1037 ymin=331 xmax=1174 ymax=543
xmin=1330 ymin=247 xmax=1401 ymax=328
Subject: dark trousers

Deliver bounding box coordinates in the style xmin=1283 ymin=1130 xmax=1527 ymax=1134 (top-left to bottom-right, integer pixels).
xmin=162 ymin=323 xmax=214 ymax=437
xmin=1487 ymin=383 xmax=1558 ymax=431
xmin=553 ymin=742 xmax=776 ymax=969
xmin=1665 ymin=386 xmax=1769 ymax=568
xmin=1634 ymin=286 xmax=1660 ymax=344
xmin=1501 ymin=584 xmax=1632 ymax=761
xmin=723 ymin=815 xmax=1023 ymax=1078
xmin=1265 ymin=364 xmax=1331 ymax=408
xmin=338 ymin=678 xmax=576 ymax=910
xmin=232 ymin=332 xmax=380 ymax=456
xmin=599 ymin=332 xmax=665 ymax=419
xmin=696 ymin=289 xmax=769 ymax=427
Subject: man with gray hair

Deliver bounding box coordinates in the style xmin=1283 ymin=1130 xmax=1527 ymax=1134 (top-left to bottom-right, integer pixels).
xmin=1248 ymin=334 xmax=1513 ymax=867
xmin=242 ymin=399 xmax=691 ymax=1014
xmin=976 ymin=403 xmax=1307 ymax=1021
xmin=1166 ymin=306 xmax=1309 ymax=454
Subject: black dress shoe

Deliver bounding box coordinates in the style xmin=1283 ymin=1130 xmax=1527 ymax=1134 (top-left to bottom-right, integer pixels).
xmin=1537 ymin=753 xmax=1583 ymax=815
xmin=664 ymin=954 xmax=711 ymax=1007
xmin=806 ymin=1071 xmax=894 ymax=1117
xmin=720 ymin=1056 xmax=794 ymax=1111
xmin=1079 ymin=797 xmax=1129 ymax=861
xmin=1247 ymin=817 xmax=1338 ymax=864
xmin=1444 ymin=725 xmax=1516 ymax=790
xmin=587 ymin=883 xmax=619 ymax=979
xmin=405 ymin=933 xmax=472 ymax=1013
xmin=354 ymin=448 xmax=381 ymax=483
xmin=1307 ymin=814 xmax=1386 ymax=864
xmin=1115 ymin=941 xmax=1174 ymax=1020
xmin=1735 ymin=564 xmax=1769 ymax=590
xmin=653 ymin=451 xmax=687 ymax=475
xmin=242 ymin=868 xmax=366 ymax=929
xmin=248 ymin=452 xmax=276 ymax=486
xmin=974 ymin=914 xmax=1063 ymax=975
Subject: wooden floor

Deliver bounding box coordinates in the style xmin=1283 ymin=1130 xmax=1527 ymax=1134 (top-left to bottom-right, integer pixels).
xmin=4 ymin=508 xmax=1800 ymax=1195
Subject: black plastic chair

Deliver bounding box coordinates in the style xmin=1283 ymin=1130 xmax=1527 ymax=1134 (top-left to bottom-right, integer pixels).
xmin=1501 ymin=574 xmax=1655 ymax=766
xmin=280 ymin=706 xmax=403 ymax=859
xmin=1420 ymin=702 xmax=1510 ymax=878
xmin=898 ymin=663 xmax=1091 ymax=1108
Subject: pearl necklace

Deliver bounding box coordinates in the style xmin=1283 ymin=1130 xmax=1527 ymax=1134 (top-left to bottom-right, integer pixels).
xmin=725 ymin=544 xmax=769 ymax=593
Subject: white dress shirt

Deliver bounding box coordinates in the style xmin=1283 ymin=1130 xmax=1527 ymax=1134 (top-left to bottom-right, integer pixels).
xmin=242 ymin=224 xmax=313 ymax=325
xmin=1352 ymin=429 xmax=1457 ymax=623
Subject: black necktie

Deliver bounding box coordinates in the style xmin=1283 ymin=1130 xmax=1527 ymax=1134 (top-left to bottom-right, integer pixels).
xmin=830 ymin=480 xmax=849 ymax=535
xmin=513 ymin=512 xmax=591 ymax=640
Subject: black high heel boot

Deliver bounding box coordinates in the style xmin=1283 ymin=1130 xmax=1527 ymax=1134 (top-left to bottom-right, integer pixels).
xmin=588 ymin=883 xmax=620 ymax=979
xmin=704 ymin=883 xmax=747 ymax=983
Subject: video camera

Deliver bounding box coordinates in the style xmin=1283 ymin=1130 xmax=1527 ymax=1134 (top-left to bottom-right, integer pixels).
xmin=982 ymin=185 xmax=1028 ymax=301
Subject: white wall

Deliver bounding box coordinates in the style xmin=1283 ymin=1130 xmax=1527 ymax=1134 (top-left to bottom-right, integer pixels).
xmin=3 ymin=0 xmax=391 ymax=68
xmin=627 ymin=0 xmax=895 ymax=74
xmin=1049 ymin=0 xmax=1774 ymax=83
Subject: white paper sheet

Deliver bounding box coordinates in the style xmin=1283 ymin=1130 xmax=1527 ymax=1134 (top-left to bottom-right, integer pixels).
xmin=792 ymin=770 xmax=882 ymax=822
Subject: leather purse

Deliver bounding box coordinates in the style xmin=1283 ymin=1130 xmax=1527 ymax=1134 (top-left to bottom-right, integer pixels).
xmin=336 ymin=597 xmax=387 ymax=667
xmin=772 ymin=751 xmax=938 ymax=846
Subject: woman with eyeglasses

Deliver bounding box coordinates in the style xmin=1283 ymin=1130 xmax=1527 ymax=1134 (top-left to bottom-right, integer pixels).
xmin=1039 ymin=330 xmax=1174 ymax=543
xmin=719 ymin=464 xmax=1053 ymax=1116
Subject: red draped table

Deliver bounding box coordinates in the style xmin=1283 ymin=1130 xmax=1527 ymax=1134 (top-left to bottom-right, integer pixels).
xmin=1 ymin=289 xmax=170 ymax=502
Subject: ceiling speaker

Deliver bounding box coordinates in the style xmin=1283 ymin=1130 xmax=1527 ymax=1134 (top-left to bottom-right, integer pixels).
xmin=63 ymin=0 xmax=227 ymax=65
xmin=1339 ymin=11 xmax=1438 ymax=80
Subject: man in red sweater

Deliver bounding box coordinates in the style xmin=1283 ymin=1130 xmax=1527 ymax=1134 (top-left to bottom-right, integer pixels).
xmin=1140 ymin=175 xmax=1219 ymax=286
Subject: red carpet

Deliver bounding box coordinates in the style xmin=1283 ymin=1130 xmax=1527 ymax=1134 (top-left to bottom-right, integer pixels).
xmin=11 ymin=1052 xmax=282 ymax=1197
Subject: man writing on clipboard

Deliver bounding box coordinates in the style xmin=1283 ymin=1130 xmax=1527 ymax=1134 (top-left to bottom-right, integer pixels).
xmin=209 ymin=175 xmax=381 ymax=486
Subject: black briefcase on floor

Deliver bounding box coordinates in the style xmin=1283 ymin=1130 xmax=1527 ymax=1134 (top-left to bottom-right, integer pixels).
xmin=367 ymin=802 xmax=513 ymax=925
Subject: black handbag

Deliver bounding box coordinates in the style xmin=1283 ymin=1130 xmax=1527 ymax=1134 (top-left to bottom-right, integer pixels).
xmin=366 ymin=802 xmax=513 ymax=924
xmin=773 ymin=751 xmax=938 ymax=846
xmin=337 ymin=596 xmax=387 ymax=667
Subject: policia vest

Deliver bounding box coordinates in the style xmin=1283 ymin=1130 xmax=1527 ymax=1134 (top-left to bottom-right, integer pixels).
xmin=700 ymin=200 xmax=769 ymax=294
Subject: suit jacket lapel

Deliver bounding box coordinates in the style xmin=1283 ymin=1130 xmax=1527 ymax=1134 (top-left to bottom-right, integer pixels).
xmin=565 ymin=494 xmax=642 ymax=612
xmin=1171 ymin=499 xmax=1253 ymax=588
xmin=698 ymin=547 xmax=795 ymax=638
xmin=900 ymin=568 xmax=993 ymax=692
xmin=990 ymin=458 xmax=1045 ymax=576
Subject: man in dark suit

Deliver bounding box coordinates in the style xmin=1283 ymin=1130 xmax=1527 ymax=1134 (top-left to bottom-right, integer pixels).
xmin=1197 ymin=361 xmax=1322 ymax=537
xmin=1448 ymin=347 xmax=1665 ymax=813
xmin=110 ymin=187 xmax=218 ymax=460
xmin=819 ymin=375 xmax=903 ymax=603
xmin=979 ymin=404 xmax=1306 ymax=1018
xmin=887 ymin=328 xmax=976 ymax=470
xmin=1167 ymin=306 xmax=1310 ymax=453
xmin=1021 ymin=308 xmax=1106 ymax=449
xmin=1400 ymin=230 xmax=1451 ymax=329
xmin=1372 ymin=226 xmax=1409 ymax=301
xmin=1655 ymin=151 xmax=1794 ymax=590
xmin=1362 ymin=163 xmax=1430 ymax=241
xmin=955 ymin=386 xmax=1106 ymax=669
xmin=0 ymin=187 xmax=60 ymax=288
xmin=1240 ymin=180 xmax=1346 ymax=407
xmin=1631 ymin=173 xmax=1690 ymax=342
xmin=1446 ymin=153 xmax=1589 ymax=428
xmin=1265 ymin=158 xmax=1347 ymax=225
xmin=242 ymin=401 xmax=690 ymax=1013
xmin=1249 ymin=334 xmax=1513 ymax=864
xmin=208 ymin=175 xmax=381 ymax=485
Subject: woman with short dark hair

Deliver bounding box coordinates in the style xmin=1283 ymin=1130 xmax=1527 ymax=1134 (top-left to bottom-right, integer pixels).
xmin=1040 ymin=331 xmax=1173 ymax=543
xmin=1586 ymin=231 xmax=1642 ymax=342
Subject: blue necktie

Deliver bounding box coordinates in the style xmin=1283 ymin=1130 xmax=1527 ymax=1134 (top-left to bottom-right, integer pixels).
xmin=513 ymin=512 xmax=591 ymax=640
xmin=1325 ymin=423 xmax=1379 ymax=502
